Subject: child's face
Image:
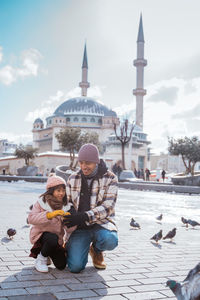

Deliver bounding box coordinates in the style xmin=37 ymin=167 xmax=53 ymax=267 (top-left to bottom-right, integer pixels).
xmin=53 ymin=186 xmax=66 ymax=202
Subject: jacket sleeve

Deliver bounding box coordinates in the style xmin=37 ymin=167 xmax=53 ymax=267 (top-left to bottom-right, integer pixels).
xmin=85 ymin=174 xmax=118 ymax=224
xmin=28 ymin=201 xmax=51 ymax=225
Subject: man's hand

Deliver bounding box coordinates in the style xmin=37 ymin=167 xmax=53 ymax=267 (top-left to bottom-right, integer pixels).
xmin=63 ymin=212 xmax=89 ymax=227
xmin=46 ymin=210 xmax=70 ymax=220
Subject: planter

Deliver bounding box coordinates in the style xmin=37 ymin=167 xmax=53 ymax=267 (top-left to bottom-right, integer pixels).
xmin=55 ymin=165 xmax=73 ymax=183
xmin=17 ymin=166 xmax=38 ymax=176
xmin=171 ymin=172 xmax=200 ymax=186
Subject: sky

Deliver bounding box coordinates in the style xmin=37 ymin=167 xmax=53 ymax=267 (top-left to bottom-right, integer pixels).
xmin=1 ymin=0 xmax=200 ymax=154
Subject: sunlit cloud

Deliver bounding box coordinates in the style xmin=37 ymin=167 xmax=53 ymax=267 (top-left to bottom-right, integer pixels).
xmin=25 ymin=85 xmax=105 ymax=123
xmin=0 ymin=46 xmax=3 ymax=63
xmin=0 ymin=132 xmax=32 ymax=145
xmin=0 ymin=48 xmax=43 ymax=85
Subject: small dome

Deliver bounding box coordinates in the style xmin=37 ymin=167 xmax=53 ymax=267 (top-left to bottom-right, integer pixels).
xmin=34 ymin=118 xmax=43 ymax=124
xmin=54 ymin=97 xmax=117 ymax=117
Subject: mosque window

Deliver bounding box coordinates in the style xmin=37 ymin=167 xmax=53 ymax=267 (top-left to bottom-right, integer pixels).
xmin=66 ymin=117 xmax=70 ymax=122
xmin=98 ymin=118 xmax=102 ymax=124
xmin=74 ymin=117 xmax=78 ymax=122
xmin=90 ymin=117 xmax=95 ymax=123
xmin=82 ymin=117 xmax=87 ymax=122
xmin=60 ymin=120 xmax=62 ymax=123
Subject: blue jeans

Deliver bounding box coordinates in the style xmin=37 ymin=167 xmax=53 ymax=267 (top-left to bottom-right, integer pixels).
xmin=66 ymin=224 xmax=118 ymax=273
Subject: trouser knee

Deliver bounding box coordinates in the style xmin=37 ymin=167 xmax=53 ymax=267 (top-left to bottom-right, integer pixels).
xmin=68 ymin=263 xmax=85 ymax=273
xmin=96 ymin=231 xmax=118 ymax=251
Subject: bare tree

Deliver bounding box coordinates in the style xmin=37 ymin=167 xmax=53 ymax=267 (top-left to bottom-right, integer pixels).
xmin=114 ymin=119 xmax=135 ymax=169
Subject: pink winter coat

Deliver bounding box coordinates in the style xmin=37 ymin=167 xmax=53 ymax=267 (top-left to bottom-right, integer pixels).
xmin=28 ymin=198 xmax=76 ymax=246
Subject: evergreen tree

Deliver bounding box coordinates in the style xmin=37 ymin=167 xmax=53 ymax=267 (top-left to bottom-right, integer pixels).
xmin=15 ymin=145 xmax=38 ymax=166
xmin=56 ymin=127 xmax=100 ymax=169
xmin=168 ymin=136 xmax=200 ymax=175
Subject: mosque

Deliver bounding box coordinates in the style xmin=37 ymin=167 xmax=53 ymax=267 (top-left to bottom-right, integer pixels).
xmin=32 ymin=15 xmax=150 ymax=171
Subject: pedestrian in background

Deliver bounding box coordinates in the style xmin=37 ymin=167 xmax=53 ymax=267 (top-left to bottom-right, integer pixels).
xmin=145 ymin=168 xmax=151 ymax=181
xmin=161 ymin=169 xmax=166 ymax=182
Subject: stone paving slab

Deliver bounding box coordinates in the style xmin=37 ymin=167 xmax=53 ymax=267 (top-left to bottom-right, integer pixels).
xmin=1 ymin=183 xmax=200 ymax=299
xmin=8 ymin=295 xmax=57 ymax=300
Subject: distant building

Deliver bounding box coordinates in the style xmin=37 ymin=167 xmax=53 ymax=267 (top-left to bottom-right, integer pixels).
xmin=32 ymin=15 xmax=150 ymax=171
xmin=0 ymin=139 xmax=17 ymax=157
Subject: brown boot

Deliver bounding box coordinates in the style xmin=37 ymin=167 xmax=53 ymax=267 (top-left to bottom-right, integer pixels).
xmin=89 ymin=245 xmax=106 ymax=269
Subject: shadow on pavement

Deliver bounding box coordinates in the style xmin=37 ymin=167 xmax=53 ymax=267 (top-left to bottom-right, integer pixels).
xmin=0 ymin=266 xmax=107 ymax=299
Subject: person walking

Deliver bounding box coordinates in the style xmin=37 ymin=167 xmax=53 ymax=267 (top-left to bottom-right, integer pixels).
xmin=161 ymin=169 xmax=166 ymax=182
xmin=145 ymin=168 xmax=151 ymax=181
xmin=28 ymin=175 xmax=76 ymax=273
xmin=63 ymin=143 xmax=118 ymax=273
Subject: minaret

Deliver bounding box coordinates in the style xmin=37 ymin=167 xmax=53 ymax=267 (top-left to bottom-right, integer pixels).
xmin=79 ymin=43 xmax=90 ymax=96
xmin=133 ymin=14 xmax=147 ymax=130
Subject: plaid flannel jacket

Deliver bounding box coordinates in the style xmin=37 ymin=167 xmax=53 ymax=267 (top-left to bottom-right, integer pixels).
xmin=66 ymin=168 xmax=118 ymax=231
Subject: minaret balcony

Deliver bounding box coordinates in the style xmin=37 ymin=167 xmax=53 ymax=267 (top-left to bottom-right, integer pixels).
xmin=79 ymin=82 xmax=90 ymax=88
xmin=133 ymin=59 xmax=147 ymax=67
xmin=133 ymin=88 xmax=146 ymax=96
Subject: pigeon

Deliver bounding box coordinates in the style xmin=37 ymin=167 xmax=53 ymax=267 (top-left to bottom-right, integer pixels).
xmin=130 ymin=218 xmax=140 ymax=229
xmin=166 ymin=262 xmax=200 ymax=300
xmin=156 ymin=214 xmax=163 ymax=222
xmin=150 ymin=230 xmax=162 ymax=243
xmin=163 ymin=228 xmax=177 ymax=241
xmin=187 ymin=219 xmax=200 ymax=228
xmin=181 ymin=217 xmax=189 ymax=228
xmin=7 ymin=228 xmax=16 ymax=239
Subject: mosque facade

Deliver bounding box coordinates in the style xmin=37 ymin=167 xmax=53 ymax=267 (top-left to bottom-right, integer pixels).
xmin=32 ymin=15 xmax=150 ymax=171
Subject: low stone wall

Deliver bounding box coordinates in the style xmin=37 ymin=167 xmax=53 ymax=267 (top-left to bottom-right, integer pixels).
xmin=1 ymin=175 xmax=200 ymax=194
xmin=0 ymin=175 xmax=47 ymax=183
xmin=118 ymin=182 xmax=200 ymax=194
xmin=171 ymin=172 xmax=200 ymax=186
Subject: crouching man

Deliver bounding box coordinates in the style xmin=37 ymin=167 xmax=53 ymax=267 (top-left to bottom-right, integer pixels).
xmin=63 ymin=143 xmax=118 ymax=273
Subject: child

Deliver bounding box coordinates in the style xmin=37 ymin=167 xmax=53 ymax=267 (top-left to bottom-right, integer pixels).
xmin=28 ymin=175 xmax=76 ymax=273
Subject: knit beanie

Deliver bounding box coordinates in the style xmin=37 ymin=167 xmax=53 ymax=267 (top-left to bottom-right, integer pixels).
xmin=78 ymin=143 xmax=100 ymax=164
xmin=46 ymin=175 xmax=66 ymax=190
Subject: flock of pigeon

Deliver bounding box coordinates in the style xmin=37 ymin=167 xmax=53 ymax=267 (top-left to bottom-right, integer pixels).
xmin=130 ymin=214 xmax=200 ymax=243
xmin=130 ymin=214 xmax=200 ymax=299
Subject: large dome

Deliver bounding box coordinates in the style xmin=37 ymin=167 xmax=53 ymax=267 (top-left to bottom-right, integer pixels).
xmin=54 ymin=97 xmax=117 ymax=117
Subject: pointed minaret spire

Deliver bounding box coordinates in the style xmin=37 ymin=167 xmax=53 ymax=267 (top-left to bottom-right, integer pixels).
xmin=137 ymin=14 xmax=144 ymax=42
xmin=79 ymin=43 xmax=90 ymax=96
xmin=82 ymin=44 xmax=88 ymax=68
xmin=133 ymin=14 xmax=147 ymax=129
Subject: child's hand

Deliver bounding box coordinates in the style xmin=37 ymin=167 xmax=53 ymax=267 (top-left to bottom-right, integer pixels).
xmin=46 ymin=210 xmax=69 ymax=219
xmin=63 ymin=212 xmax=71 ymax=216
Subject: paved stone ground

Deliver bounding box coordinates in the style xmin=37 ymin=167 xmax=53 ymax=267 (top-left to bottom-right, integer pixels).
xmin=1 ymin=182 xmax=200 ymax=299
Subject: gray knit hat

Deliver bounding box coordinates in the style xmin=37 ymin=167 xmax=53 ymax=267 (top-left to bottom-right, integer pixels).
xmin=78 ymin=144 xmax=100 ymax=164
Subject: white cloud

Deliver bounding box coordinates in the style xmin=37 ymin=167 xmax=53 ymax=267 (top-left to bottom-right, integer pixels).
xmin=144 ymin=77 xmax=200 ymax=153
xmin=25 ymin=85 xmax=105 ymax=123
xmin=0 ymin=132 xmax=32 ymax=145
xmin=0 ymin=46 xmax=3 ymax=63
xmin=0 ymin=48 xmax=43 ymax=85
xmin=113 ymin=76 xmax=200 ymax=154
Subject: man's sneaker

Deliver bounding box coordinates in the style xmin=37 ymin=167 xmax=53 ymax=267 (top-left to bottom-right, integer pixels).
xmin=89 ymin=245 xmax=106 ymax=269
xmin=35 ymin=253 xmax=48 ymax=273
